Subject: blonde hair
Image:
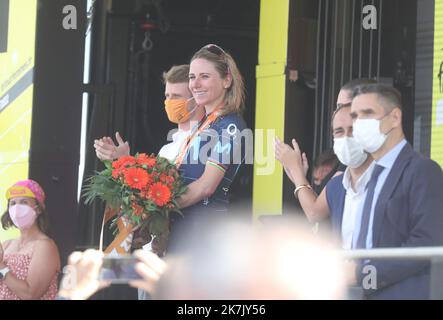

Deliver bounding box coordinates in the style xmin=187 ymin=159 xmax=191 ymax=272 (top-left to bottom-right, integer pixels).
xmin=191 ymin=45 xmax=245 ymax=115
xmin=162 ymin=64 xmax=190 ymax=84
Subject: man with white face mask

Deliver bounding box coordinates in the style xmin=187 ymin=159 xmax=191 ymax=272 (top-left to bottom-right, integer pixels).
xmin=275 ymin=79 xmax=375 ymax=250
xmin=347 ymin=83 xmax=443 ymax=299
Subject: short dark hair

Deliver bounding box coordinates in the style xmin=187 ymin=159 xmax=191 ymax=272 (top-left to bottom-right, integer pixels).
xmin=162 ymin=65 xmax=190 ymax=84
xmin=1 ymin=201 xmax=49 ymax=234
xmin=341 ymin=78 xmax=378 ymax=92
xmin=331 ymin=102 xmax=351 ymax=126
xmin=314 ymin=148 xmax=338 ymax=170
xmin=332 ymin=78 xmax=378 ymax=122
xmin=351 ymin=83 xmax=402 ymax=111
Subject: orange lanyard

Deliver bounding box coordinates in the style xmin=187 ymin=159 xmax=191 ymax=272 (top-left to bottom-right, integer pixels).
xmin=175 ymin=106 xmax=221 ymax=168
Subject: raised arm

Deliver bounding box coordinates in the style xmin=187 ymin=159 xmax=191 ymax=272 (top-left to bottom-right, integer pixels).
xmin=275 ymin=137 xmax=330 ymax=222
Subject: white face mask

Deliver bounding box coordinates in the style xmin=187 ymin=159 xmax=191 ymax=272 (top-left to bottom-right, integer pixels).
xmin=333 ymin=136 xmax=368 ymax=168
xmin=352 ymin=118 xmax=388 ymax=153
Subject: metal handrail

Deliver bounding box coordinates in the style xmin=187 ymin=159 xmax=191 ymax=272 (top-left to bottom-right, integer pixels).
xmin=337 ymin=246 xmax=443 ymax=299
xmin=339 ymin=246 xmax=443 ymax=260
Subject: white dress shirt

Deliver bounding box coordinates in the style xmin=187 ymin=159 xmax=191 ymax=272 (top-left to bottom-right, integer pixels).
xmin=158 ymin=129 xmax=191 ymax=162
xmin=340 ymin=161 xmax=375 ymax=249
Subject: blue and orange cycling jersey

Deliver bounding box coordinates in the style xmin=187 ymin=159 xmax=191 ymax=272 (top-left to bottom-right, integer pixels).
xmin=179 ymin=112 xmax=247 ymax=213
xmin=168 ymin=112 xmax=248 ymax=252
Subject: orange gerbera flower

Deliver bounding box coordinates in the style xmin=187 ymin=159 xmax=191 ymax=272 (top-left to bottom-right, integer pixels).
xmin=136 ymin=153 xmax=156 ymax=168
xmin=112 ymin=156 xmax=137 ymax=170
xmin=123 ymin=167 xmax=151 ymax=190
xmin=148 ymin=182 xmax=171 ymax=206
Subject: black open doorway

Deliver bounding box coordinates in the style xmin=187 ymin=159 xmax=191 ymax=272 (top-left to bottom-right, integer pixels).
xmin=283 ymin=0 xmax=418 ymax=213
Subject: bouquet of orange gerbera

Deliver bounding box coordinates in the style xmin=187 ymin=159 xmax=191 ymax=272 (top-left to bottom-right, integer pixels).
xmin=83 ymin=153 xmax=187 ymax=254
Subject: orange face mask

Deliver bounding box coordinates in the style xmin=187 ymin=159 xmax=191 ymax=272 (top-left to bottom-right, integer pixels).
xmin=164 ymin=98 xmax=196 ymax=124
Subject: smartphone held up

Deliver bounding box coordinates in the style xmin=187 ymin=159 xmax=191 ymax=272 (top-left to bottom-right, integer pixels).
xmin=99 ymin=255 xmax=142 ymax=284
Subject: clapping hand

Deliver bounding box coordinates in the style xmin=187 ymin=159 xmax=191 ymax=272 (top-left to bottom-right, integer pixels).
xmin=94 ymin=132 xmax=130 ymax=161
xmin=274 ymin=137 xmax=309 ymax=183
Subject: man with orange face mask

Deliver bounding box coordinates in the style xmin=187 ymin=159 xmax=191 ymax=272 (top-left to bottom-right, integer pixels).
xmin=93 ymin=65 xmax=205 ymax=162
xmin=160 ymin=65 xmax=203 ymax=161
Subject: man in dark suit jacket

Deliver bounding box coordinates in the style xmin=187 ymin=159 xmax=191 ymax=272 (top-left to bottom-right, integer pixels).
xmin=348 ymin=83 xmax=443 ymax=299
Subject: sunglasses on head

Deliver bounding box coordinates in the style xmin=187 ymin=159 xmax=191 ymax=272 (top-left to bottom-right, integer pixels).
xmin=200 ymin=44 xmax=231 ymax=76
xmin=202 ymin=44 xmax=226 ymax=56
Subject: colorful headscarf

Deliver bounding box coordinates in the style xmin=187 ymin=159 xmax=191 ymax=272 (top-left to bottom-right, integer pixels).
xmin=6 ymin=179 xmax=46 ymax=209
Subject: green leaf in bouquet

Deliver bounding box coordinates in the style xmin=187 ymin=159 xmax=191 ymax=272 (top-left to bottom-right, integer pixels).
xmin=103 ymin=160 xmax=113 ymax=170
xmin=144 ymin=203 xmax=157 ymax=212
xmin=98 ymin=168 xmax=112 ymax=176
xmin=82 ymin=173 xmax=115 ymax=205
xmin=83 ymin=176 xmax=108 ymax=204
xmin=107 ymin=197 xmax=122 ymax=211
xmin=133 ymin=215 xmax=141 ymax=226
xmin=155 ymin=157 xmax=169 ymax=171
